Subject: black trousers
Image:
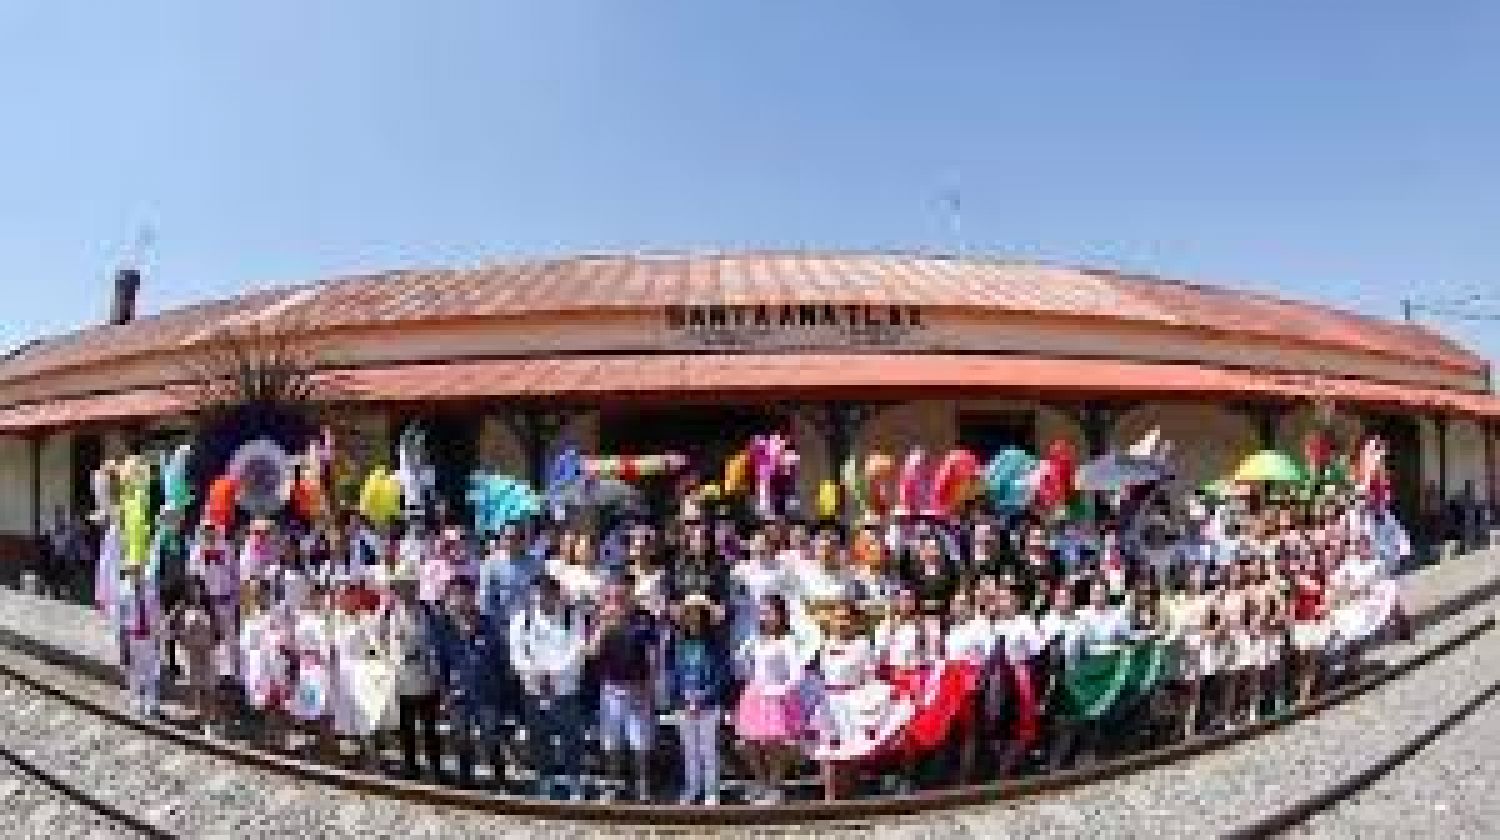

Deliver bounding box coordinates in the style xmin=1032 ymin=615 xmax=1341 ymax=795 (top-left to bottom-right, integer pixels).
xmin=397 ymin=692 xmax=444 ymax=780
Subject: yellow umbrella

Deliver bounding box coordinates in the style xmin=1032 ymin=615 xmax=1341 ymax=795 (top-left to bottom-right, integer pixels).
xmin=1230 ymin=449 xmax=1306 ymax=483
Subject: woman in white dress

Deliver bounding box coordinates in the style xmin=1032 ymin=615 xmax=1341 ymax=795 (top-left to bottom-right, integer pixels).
xmin=239 ymin=577 xmax=291 ymax=749
xmin=811 ymin=600 xmax=903 ymax=800
xmin=1164 ymin=565 xmax=1214 ymax=739
xmin=329 ymin=576 xmax=393 ymax=768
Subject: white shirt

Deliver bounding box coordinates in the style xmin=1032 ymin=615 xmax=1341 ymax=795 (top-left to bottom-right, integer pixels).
xmin=478 ymin=550 xmax=531 ymax=624
xmin=793 ymin=558 xmax=854 ymax=606
xmin=1077 ymin=604 xmax=1129 ymax=649
xmin=385 ymin=600 xmax=437 ymax=696
xmin=729 ymin=559 xmax=791 ymax=643
xmin=735 ymin=635 xmax=805 ymax=693
xmin=944 ymin=616 xmax=993 ymax=665
xmin=509 ymin=605 xmax=585 ymax=697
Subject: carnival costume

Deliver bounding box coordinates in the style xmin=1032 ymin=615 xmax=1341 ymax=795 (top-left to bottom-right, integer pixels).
xmin=733 ymin=634 xmax=808 ymax=744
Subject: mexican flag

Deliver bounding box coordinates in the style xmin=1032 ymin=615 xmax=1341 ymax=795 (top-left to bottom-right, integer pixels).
xmin=1057 ymin=640 xmax=1175 ymax=722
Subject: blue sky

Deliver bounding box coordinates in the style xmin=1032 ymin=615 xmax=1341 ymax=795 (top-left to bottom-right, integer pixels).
xmin=1 ymin=1 xmax=1497 ymax=365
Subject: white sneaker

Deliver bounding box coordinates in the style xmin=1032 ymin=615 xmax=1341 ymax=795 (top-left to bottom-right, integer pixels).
xmin=703 ymin=794 xmax=720 ymax=807
xmin=677 ymin=791 xmax=698 ymax=806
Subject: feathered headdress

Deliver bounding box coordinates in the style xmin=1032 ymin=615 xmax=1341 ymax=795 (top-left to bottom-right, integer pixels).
xmin=983 ymin=448 xmax=1039 ymax=512
xmin=928 ymin=448 xmax=979 ymax=516
xmin=468 ymin=472 xmax=541 ymax=535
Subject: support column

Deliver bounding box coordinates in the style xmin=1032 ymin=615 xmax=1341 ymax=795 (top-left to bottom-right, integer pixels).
xmin=1486 ymin=420 xmax=1497 ymax=515
xmin=1435 ymin=414 xmax=1449 ymax=504
xmin=28 ymin=433 xmax=41 ymax=539
xmin=823 ymin=402 xmax=871 ymax=478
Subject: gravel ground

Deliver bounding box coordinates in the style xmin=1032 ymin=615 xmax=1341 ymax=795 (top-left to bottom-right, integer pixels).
xmin=1293 ymin=690 xmax=1500 ymax=839
xmin=0 ymin=754 xmax=145 ymax=839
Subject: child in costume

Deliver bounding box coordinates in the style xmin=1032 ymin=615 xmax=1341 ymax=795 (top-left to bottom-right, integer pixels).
xmin=329 ymin=575 xmax=393 ymax=768
xmin=169 ymin=577 xmax=221 ymax=731
xmin=191 ymin=519 xmax=239 ymax=684
xmin=984 ymin=581 xmax=1043 ymax=777
xmin=812 ymin=598 xmax=906 ymax=801
xmin=288 ymin=578 xmax=335 ymax=756
xmin=118 ymin=565 xmax=164 ymax=717
xmin=733 ymin=593 xmax=807 ymax=805
xmin=667 ymin=594 xmax=730 ymax=806
xmin=944 ymin=586 xmax=992 ymax=783
xmin=1165 ymin=565 xmax=1216 ymax=739
xmin=239 ymin=577 xmax=292 ymax=748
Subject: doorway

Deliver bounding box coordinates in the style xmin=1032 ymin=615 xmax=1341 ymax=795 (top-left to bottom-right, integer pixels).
xmin=1363 ymin=413 xmax=1422 ymax=529
xmin=958 ymin=410 xmax=1037 ymax=461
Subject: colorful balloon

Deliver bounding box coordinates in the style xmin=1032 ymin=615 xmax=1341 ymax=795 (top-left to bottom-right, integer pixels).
xmin=723 ymin=449 xmax=751 ymax=495
xmin=816 ymin=479 xmax=840 ymax=520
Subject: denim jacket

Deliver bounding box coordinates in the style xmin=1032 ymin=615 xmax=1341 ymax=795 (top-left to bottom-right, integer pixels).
xmin=667 ymin=634 xmax=728 ymax=710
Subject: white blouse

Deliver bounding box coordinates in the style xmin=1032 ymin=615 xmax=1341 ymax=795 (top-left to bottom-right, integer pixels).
xmin=990 ymin=614 xmax=1044 ymax=663
xmin=944 ymin=616 xmax=994 ymax=665
xmin=736 ymin=635 xmax=805 ymax=692
xmin=874 ymin=618 xmax=925 ymax=671
xmin=818 ymin=637 xmax=877 ymax=689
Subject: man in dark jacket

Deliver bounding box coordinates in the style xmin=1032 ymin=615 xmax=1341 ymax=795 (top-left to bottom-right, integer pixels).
xmin=434 ymin=576 xmax=508 ymax=789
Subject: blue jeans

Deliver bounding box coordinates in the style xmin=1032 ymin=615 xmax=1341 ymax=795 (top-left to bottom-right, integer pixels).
xmin=523 ymin=693 xmax=583 ymax=784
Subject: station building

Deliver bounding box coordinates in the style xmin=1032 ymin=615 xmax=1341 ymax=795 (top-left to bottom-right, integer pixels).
xmin=1 ymin=251 xmax=1495 ymax=564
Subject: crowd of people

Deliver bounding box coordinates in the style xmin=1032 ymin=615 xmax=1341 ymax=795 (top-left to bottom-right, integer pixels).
xmin=103 ymin=472 xmax=1415 ymax=805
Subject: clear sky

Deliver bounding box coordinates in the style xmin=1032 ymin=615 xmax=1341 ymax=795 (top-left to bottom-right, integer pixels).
xmin=1 ymin=1 xmax=1497 ymax=366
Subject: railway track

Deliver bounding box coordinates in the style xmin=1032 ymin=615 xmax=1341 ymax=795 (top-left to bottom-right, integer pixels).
xmin=0 ymin=575 xmax=1494 ymax=836
xmin=0 ymin=730 xmax=171 ymax=839
xmin=1226 ymin=670 xmax=1500 ymax=838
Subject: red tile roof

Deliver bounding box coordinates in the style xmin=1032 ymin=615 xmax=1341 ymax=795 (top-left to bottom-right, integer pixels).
xmin=0 ymin=253 xmax=1485 ymax=393
xmin=5 ymin=354 xmax=1495 ymax=433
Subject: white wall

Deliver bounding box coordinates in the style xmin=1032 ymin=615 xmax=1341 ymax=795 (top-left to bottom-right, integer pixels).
xmin=38 ymin=432 xmax=71 ymax=522
xmin=1448 ymin=416 xmax=1489 ymax=501
xmin=0 ymin=436 xmax=35 ymax=535
xmin=1113 ymin=403 xmax=1259 ymax=491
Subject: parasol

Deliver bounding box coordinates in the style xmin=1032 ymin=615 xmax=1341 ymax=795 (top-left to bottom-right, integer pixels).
xmin=550 ymin=476 xmax=640 ymax=510
xmin=1230 ymin=449 xmax=1307 ymax=484
xmin=1077 ymin=452 xmax=1168 ymax=493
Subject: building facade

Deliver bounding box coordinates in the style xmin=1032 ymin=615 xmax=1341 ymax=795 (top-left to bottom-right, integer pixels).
xmin=1 ymin=252 xmax=1496 ymax=564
